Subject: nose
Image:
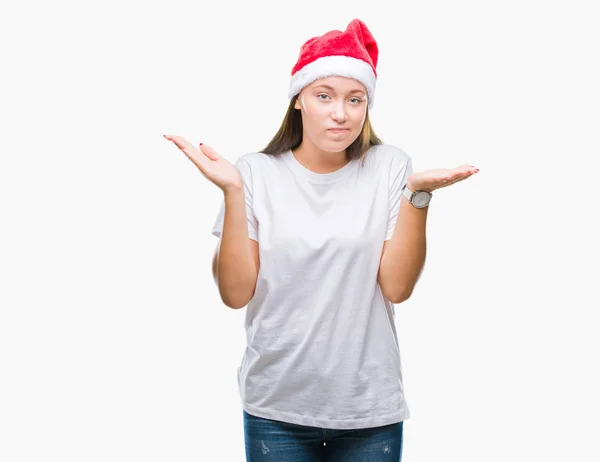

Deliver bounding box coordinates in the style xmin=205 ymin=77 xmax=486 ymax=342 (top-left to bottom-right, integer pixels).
xmin=330 ymin=101 xmax=347 ymax=122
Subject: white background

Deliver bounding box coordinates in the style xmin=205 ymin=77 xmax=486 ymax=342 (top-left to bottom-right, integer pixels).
xmin=1 ymin=0 xmax=599 ymax=460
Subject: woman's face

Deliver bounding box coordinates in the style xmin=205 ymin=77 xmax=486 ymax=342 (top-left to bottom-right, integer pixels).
xmin=294 ymin=76 xmax=368 ymax=153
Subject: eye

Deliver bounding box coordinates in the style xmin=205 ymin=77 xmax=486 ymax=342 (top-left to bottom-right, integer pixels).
xmin=317 ymin=94 xmax=364 ymax=104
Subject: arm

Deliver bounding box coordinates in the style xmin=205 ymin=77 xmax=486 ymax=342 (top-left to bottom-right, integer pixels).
xmin=214 ymin=185 xmax=259 ymax=309
xmin=377 ymin=159 xmax=480 ymax=303
xmin=378 ymin=193 xmax=428 ymax=303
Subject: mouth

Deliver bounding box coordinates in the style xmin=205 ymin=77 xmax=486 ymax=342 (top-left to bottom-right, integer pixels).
xmin=327 ymin=129 xmax=350 ymax=133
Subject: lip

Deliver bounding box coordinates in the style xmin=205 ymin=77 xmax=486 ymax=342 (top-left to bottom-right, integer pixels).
xmin=327 ymin=129 xmax=349 ymax=133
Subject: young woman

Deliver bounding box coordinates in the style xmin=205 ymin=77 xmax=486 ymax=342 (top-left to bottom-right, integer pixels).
xmin=164 ymin=18 xmax=478 ymax=462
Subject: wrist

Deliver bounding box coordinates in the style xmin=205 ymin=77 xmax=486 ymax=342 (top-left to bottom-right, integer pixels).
xmin=403 ymin=184 xmax=433 ymax=209
xmin=407 ymin=183 xmax=433 ymax=193
xmin=222 ymin=183 xmax=244 ymax=196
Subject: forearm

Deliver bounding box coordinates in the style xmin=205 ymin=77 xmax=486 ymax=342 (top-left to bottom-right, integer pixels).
xmin=217 ymin=186 xmax=258 ymax=309
xmin=379 ymin=196 xmax=428 ymax=302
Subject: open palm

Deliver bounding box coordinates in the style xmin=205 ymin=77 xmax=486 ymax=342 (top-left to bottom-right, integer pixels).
xmin=408 ymin=164 xmax=479 ymax=193
xmin=163 ymin=134 xmax=242 ymax=193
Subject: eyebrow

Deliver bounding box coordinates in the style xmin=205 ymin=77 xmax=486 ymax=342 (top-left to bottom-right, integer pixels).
xmin=313 ymin=84 xmax=366 ymax=95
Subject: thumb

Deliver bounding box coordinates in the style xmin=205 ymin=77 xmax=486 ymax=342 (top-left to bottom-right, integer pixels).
xmin=198 ymin=143 xmax=220 ymax=161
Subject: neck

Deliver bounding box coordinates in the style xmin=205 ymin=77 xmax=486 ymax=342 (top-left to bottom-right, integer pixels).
xmin=292 ymin=139 xmax=348 ymax=174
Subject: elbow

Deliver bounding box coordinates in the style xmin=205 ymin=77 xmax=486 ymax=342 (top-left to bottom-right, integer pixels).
xmin=220 ymin=292 xmax=251 ymax=310
xmin=388 ymin=287 xmax=413 ymax=304
xmin=214 ymin=266 xmax=257 ymax=310
xmin=218 ymin=282 xmax=256 ymax=310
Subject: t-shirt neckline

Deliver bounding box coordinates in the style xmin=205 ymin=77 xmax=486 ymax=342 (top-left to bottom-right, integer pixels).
xmin=283 ymin=149 xmax=357 ymax=184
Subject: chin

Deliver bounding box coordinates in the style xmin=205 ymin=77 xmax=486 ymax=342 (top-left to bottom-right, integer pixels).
xmin=321 ymin=143 xmax=347 ymax=153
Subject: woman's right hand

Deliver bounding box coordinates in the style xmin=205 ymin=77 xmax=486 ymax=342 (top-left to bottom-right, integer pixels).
xmin=163 ymin=134 xmax=243 ymax=193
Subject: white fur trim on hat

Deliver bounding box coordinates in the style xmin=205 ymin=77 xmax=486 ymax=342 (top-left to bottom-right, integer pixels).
xmin=288 ymin=55 xmax=376 ymax=110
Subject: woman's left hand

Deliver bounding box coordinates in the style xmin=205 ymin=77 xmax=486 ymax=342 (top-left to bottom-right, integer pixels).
xmin=407 ymin=164 xmax=479 ymax=193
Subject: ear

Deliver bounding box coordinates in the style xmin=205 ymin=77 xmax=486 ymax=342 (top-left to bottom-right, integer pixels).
xmin=294 ymin=98 xmax=301 ymax=110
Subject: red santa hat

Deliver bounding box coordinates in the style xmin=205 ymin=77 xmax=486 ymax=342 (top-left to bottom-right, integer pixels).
xmin=288 ymin=18 xmax=379 ymax=110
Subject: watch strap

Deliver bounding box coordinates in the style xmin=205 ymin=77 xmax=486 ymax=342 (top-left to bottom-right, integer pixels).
xmin=402 ymin=185 xmax=414 ymax=202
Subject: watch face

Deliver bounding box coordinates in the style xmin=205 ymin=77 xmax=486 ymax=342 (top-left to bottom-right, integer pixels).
xmin=413 ymin=191 xmax=431 ymax=208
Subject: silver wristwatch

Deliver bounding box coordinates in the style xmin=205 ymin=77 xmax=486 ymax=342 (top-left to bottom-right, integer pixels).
xmin=402 ymin=185 xmax=432 ymax=209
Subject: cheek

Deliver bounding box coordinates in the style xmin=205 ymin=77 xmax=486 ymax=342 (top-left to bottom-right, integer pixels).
xmin=300 ymin=95 xmax=308 ymax=112
xmin=350 ymin=106 xmax=367 ymax=128
xmin=304 ymin=100 xmax=326 ymax=116
xmin=303 ymin=102 xmax=331 ymax=123
xmin=301 ymin=96 xmax=327 ymax=115
xmin=301 ymin=98 xmax=320 ymax=118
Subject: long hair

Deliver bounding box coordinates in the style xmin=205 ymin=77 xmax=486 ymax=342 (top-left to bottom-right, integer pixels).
xmin=260 ymin=95 xmax=383 ymax=167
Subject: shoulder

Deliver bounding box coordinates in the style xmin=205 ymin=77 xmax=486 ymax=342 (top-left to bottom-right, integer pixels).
xmin=231 ymin=152 xmax=280 ymax=187
xmin=369 ymin=144 xmax=411 ymax=164
xmin=233 ymin=151 xmax=289 ymax=179
xmin=365 ymin=144 xmax=412 ymax=176
xmin=233 ymin=151 xmax=272 ymax=169
xmin=231 ymin=152 xmax=264 ymax=176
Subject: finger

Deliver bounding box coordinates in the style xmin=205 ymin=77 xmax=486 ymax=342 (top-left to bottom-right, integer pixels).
xmin=198 ymin=143 xmax=221 ymax=161
xmin=450 ymin=165 xmax=476 ymax=176
xmin=438 ymin=173 xmax=464 ymax=188
xmin=165 ymin=135 xmax=221 ymax=162
xmin=166 ymin=134 xmax=195 ymax=152
xmin=166 ymin=135 xmax=212 ymax=168
xmin=447 ymin=172 xmax=473 ymax=186
xmin=450 ymin=170 xmax=474 ymax=182
xmin=461 ymin=164 xmax=479 ymax=174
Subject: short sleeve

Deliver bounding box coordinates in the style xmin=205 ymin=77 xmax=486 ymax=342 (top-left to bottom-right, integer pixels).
xmin=211 ymin=156 xmax=259 ymax=242
xmin=385 ymin=155 xmax=413 ymax=241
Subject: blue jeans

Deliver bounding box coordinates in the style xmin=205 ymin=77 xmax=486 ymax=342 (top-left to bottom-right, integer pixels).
xmin=243 ymin=410 xmax=403 ymax=461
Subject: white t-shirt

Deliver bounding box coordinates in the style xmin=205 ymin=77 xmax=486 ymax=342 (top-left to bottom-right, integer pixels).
xmin=211 ymin=144 xmax=413 ymax=430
